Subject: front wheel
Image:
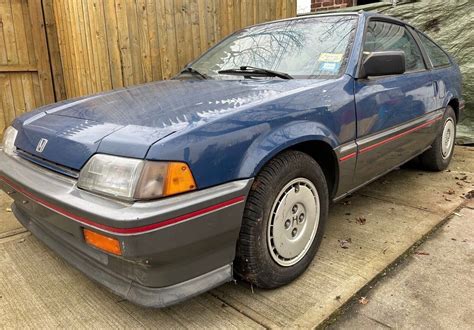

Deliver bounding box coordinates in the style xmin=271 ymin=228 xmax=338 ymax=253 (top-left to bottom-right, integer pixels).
xmin=234 ymin=150 xmax=328 ymax=288
xmin=419 ymin=106 xmax=456 ymax=171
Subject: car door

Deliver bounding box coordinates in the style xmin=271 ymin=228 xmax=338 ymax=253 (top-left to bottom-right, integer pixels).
xmin=352 ymin=19 xmax=438 ymax=188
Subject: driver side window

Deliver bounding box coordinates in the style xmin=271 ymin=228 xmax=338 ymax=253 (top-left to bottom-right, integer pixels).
xmin=364 ymin=21 xmax=425 ymax=72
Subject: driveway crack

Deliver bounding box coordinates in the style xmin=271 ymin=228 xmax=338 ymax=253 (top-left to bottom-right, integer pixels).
xmin=209 ymin=290 xmax=270 ymax=329
xmin=364 ymin=314 xmax=393 ymax=329
xmin=358 ymin=193 xmax=441 ymax=215
xmin=0 ymin=228 xmax=28 ymax=242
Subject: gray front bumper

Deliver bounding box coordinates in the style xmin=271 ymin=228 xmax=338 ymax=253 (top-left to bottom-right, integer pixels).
xmin=0 ymin=151 xmax=252 ymax=307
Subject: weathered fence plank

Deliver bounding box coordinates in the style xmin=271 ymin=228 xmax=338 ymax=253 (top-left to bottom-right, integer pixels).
xmin=0 ymin=0 xmax=296 ymax=133
xmin=50 ymin=0 xmax=296 ymax=98
xmin=0 ymin=0 xmax=54 ymax=134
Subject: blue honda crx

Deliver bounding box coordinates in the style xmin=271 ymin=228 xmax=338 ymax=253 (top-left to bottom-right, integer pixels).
xmin=0 ymin=12 xmax=464 ymax=307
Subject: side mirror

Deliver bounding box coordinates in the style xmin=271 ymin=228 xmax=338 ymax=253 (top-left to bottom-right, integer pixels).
xmin=359 ymin=51 xmax=406 ymax=78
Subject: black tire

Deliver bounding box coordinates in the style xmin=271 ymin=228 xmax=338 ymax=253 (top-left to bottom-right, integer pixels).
xmin=234 ymin=150 xmax=329 ymax=289
xmin=419 ymin=106 xmax=456 ymax=171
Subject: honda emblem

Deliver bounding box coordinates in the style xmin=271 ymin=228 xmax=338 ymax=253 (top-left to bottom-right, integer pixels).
xmin=36 ymin=138 xmax=48 ymax=153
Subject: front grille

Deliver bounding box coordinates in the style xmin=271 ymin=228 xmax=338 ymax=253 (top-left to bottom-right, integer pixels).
xmin=16 ymin=149 xmax=80 ymax=179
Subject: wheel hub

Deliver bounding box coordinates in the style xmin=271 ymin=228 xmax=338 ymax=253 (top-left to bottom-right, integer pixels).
xmin=267 ymin=178 xmax=320 ymax=267
xmin=441 ymin=118 xmax=455 ymax=159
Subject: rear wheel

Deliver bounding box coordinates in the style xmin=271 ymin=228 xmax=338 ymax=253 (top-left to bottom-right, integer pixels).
xmin=235 ymin=150 xmax=328 ymax=288
xmin=419 ymin=106 xmax=456 ymax=171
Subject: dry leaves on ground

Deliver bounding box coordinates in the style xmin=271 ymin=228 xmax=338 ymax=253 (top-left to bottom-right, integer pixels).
xmin=464 ymin=190 xmax=474 ymax=199
xmin=414 ymin=251 xmax=430 ymax=256
xmin=339 ymin=238 xmax=352 ymax=249
xmin=358 ymin=297 xmax=369 ymax=305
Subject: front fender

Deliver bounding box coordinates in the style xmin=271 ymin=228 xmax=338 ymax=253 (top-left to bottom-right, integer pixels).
xmin=238 ymin=120 xmax=339 ymax=178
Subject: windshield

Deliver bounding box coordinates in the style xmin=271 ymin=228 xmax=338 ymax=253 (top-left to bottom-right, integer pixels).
xmin=190 ymin=15 xmax=357 ymax=80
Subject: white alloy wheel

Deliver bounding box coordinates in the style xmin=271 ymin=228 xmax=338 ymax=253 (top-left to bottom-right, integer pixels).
xmin=267 ymin=178 xmax=320 ymax=267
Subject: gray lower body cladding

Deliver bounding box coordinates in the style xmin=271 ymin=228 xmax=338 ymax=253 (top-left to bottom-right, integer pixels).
xmin=0 ymin=152 xmax=252 ymax=307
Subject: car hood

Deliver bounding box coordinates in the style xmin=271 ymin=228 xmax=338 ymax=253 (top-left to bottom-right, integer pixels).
xmin=14 ymin=79 xmax=328 ymax=170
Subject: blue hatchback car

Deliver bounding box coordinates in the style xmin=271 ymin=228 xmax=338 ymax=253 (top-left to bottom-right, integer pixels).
xmin=0 ymin=12 xmax=464 ymax=307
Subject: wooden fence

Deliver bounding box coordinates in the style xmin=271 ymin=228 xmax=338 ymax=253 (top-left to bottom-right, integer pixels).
xmin=0 ymin=0 xmax=55 ymax=135
xmin=0 ymin=0 xmax=296 ymax=134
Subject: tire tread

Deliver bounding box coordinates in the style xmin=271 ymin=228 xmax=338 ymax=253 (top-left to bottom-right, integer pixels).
xmin=235 ymin=150 xmax=328 ymax=288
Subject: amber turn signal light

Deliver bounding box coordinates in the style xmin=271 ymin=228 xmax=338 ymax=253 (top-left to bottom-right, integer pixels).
xmin=163 ymin=162 xmax=196 ymax=196
xmin=83 ymin=229 xmax=122 ymax=255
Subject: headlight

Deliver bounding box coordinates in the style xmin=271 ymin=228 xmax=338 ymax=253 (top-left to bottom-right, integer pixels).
xmin=77 ymin=154 xmax=196 ymax=201
xmin=1 ymin=126 xmax=18 ymax=156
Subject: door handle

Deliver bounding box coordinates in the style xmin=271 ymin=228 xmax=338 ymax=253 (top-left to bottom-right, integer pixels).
xmin=432 ymin=81 xmax=438 ymax=97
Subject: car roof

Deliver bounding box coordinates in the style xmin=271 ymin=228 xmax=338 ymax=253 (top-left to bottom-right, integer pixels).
xmin=246 ymin=11 xmax=415 ymax=31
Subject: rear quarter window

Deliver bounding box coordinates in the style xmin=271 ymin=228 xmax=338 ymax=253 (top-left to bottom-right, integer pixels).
xmin=417 ymin=32 xmax=451 ymax=68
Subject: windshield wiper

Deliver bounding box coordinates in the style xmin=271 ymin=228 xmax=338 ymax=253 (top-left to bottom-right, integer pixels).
xmin=218 ymin=66 xmax=293 ymax=79
xmin=178 ymin=67 xmax=210 ymax=79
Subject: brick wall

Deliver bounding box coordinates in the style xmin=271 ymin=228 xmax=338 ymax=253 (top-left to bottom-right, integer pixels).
xmin=311 ymin=0 xmax=353 ymax=12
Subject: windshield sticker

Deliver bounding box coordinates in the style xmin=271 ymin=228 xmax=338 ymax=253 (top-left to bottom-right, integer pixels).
xmin=319 ymin=61 xmax=341 ymax=73
xmin=318 ymin=53 xmax=343 ymax=63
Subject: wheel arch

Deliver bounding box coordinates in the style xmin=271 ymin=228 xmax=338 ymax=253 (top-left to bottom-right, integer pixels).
xmin=447 ymin=98 xmax=460 ymax=123
xmin=287 ymin=140 xmax=339 ymax=199
xmin=239 ymin=127 xmax=340 ymax=199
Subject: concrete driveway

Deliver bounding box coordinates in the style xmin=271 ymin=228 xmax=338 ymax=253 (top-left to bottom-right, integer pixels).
xmin=329 ymin=206 xmax=474 ymax=329
xmin=0 ymin=147 xmax=473 ymax=328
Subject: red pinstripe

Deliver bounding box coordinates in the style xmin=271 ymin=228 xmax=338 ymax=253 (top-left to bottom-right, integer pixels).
xmin=0 ymin=175 xmax=244 ymax=235
xmin=339 ymin=115 xmax=442 ymax=162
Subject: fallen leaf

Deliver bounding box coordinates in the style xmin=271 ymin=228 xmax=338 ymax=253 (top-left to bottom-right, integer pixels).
xmin=355 ymin=217 xmax=366 ymax=225
xmin=444 ymin=197 xmax=452 ymax=202
xmin=415 ymin=251 xmax=429 ymax=256
xmin=338 ymin=238 xmax=352 ymax=249
xmin=464 ymin=190 xmax=474 ymax=199
xmin=358 ymin=297 xmax=369 ymax=305
xmin=456 ymin=182 xmax=464 ymax=187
